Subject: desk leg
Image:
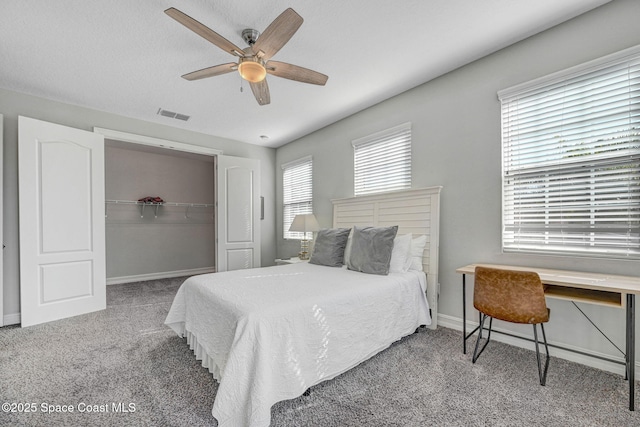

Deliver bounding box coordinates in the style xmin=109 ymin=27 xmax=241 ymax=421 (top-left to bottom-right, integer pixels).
xmin=463 ymin=274 xmax=467 ymax=354
xmin=627 ymin=294 xmax=635 ymax=411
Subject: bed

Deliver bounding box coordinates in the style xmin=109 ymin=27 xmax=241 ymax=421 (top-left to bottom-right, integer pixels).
xmin=165 ymin=187 xmax=442 ymax=427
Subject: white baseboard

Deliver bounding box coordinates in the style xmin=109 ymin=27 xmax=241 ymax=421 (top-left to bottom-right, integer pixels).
xmin=107 ymin=267 xmax=216 ymax=285
xmin=3 ymin=312 xmax=21 ymax=326
xmin=437 ymin=313 xmax=638 ymax=376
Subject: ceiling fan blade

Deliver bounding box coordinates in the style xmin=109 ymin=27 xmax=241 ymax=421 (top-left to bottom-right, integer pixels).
xmin=181 ymin=63 xmax=237 ymax=81
xmin=267 ymin=61 xmax=328 ymax=86
xmin=252 ymin=8 xmax=303 ymax=60
xmin=249 ymin=80 xmax=271 ymax=105
xmin=165 ymin=7 xmax=245 ymax=57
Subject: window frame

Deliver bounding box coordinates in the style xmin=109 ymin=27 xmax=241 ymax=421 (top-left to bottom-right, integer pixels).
xmin=282 ymin=156 xmax=313 ymax=240
xmin=498 ymin=45 xmax=640 ymax=260
xmin=352 ymin=122 xmax=412 ymax=197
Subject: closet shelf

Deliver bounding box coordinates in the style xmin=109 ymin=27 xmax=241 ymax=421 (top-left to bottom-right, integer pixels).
xmin=105 ymin=199 xmax=214 ymax=218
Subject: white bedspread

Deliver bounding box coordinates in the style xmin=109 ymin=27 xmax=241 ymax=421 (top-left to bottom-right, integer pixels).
xmin=165 ymin=262 xmax=431 ymax=427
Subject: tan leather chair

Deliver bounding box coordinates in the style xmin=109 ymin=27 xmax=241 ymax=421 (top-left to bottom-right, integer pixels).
xmin=472 ymin=266 xmax=550 ymax=385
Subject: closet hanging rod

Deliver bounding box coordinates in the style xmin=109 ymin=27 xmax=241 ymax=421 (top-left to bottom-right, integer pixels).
xmin=105 ymin=199 xmax=214 ymax=218
xmin=105 ymin=199 xmax=214 ymax=208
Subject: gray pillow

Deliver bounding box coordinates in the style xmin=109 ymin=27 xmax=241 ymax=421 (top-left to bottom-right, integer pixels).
xmin=347 ymin=225 xmax=399 ymax=275
xmin=309 ymin=228 xmax=351 ymax=267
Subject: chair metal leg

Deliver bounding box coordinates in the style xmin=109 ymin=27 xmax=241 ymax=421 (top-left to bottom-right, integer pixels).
xmin=472 ymin=313 xmax=493 ymax=363
xmin=533 ymin=323 xmax=550 ymax=386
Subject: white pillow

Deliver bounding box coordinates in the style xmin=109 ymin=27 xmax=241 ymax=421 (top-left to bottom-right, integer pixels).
xmin=409 ymin=235 xmax=428 ymax=271
xmin=389 ymin=233 xmax=412 ymax=273
xmin=342 ymin=228 xmax=354 ymax=264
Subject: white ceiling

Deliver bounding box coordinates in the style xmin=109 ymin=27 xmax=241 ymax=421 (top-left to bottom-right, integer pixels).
xmin=0 ymin=0 xmax=611 ymax=148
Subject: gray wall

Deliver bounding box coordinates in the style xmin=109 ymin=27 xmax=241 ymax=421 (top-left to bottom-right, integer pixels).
xmin=275 ymin=0 xmax=640 ymax=365
xmin=1 ymin=88 xmax=276 ymax=320
xmin=105 ymin=143 xmax=215 ymax=279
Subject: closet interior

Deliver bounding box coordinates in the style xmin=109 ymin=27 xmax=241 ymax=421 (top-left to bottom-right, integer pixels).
xmin=104 ymin=140 xmax=215 ymax=283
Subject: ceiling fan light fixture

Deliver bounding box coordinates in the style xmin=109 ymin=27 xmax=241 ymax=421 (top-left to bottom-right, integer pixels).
xmin=238 ymin=58 xmax=266 ymax=83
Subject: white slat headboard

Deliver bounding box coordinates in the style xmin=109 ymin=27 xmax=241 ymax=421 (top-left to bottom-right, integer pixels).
xmin=332 ymin=186 xmax=442 ymax=329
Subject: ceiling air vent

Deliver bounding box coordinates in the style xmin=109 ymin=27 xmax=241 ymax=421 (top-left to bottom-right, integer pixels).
xmin=157 ymin=108 xmax=190 ymax=121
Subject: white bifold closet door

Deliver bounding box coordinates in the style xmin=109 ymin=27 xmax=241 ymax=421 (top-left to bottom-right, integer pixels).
xmin=216 ymin=155 xmax=261 ymax=272
xmin=18 ymin=116 xmax=106 ymax=327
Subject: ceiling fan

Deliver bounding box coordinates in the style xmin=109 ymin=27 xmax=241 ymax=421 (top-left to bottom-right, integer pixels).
xmin=165 ymin=7 xmax=328 ymax=106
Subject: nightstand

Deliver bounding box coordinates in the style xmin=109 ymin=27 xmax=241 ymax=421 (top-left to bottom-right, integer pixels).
xmin=275 ymin=257 xmax=310 ymax=266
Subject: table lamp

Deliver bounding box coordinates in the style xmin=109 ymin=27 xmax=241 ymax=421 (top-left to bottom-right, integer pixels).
xmin=288 ymin=213 xmax=320 ymax=260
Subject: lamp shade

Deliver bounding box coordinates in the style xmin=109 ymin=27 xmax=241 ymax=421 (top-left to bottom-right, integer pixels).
xmin=288 ymin=214 xmax=320 ymax=233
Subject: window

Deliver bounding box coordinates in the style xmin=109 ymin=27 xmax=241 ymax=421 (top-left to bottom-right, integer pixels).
xmin=499 ymin=47 xmax=640 ymax=259
xmin=282 ymin=156 xmax=313 ymax=239
xmin=353 ymin=122 xmax=411 ymax=196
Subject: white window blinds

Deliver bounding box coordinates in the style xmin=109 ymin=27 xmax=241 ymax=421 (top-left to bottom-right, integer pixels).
xmin=353 ymin=122 xmax=411 ymax=196
xmin=282 ymin=156 xmax=313 ymax=239
xmin=499 ymin=47 xmax=640 ymax=259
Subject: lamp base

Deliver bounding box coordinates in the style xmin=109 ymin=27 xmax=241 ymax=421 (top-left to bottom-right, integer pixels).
xmin=298 ymin=239 xmax=311 ymax=260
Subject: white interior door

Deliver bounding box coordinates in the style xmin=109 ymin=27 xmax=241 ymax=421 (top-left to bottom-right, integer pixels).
xmin=217 ymin=155 xmax=261 ymax=272
xmin=0 ymin=114 xmax=3 ymax=327
xmin=19 ymin=116 xmax=106 ymax=327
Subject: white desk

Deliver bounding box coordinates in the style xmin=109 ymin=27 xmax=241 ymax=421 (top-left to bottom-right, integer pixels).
xmin=456 ymin=263 xmax=640 ymax=411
